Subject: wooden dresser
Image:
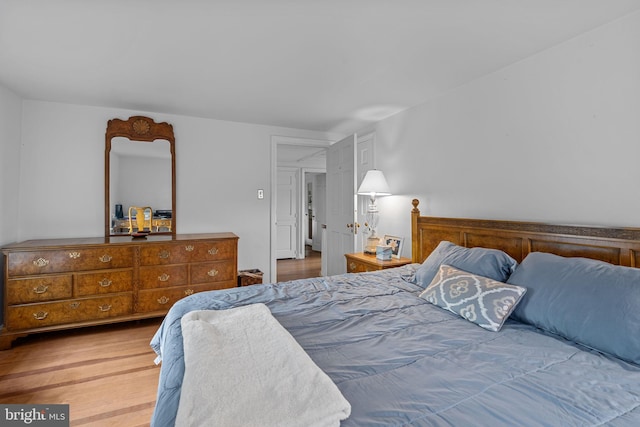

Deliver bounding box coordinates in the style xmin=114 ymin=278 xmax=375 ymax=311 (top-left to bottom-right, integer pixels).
xmin=0 ymin=232 xmax=238 ymax=349
xmin=345 ymin=252 xmax=412 ymax=273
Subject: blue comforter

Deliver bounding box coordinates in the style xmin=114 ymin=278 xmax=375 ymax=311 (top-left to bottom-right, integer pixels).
xmin=150 ymin=265 xmax=640 ymax=426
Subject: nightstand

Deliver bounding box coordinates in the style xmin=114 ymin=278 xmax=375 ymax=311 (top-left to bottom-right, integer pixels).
xmin=345 ymin=252 xmax=412 ymax=273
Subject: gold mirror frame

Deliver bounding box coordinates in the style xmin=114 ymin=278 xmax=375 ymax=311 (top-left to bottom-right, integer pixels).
xmin=105 ymin=116 xmax=176 ymax=237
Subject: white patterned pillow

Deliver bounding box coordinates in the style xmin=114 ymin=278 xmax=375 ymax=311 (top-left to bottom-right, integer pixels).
xmin=419 ymin=265 xmax=527 ymax=332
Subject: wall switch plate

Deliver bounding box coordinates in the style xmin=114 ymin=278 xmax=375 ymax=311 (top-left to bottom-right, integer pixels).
xmin=257 ymin=189 xmax=264 ymax=199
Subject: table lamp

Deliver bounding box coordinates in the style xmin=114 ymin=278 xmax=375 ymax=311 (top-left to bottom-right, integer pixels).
xmin=357 ymin=170 xmax=391 ymax=254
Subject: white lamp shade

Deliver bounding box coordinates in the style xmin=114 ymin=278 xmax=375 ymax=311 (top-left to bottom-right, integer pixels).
xmin=357 ymin=170 xmax=391 ymax=196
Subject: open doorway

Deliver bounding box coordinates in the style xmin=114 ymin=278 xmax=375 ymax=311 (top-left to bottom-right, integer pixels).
xmin=277 ymin=245 xmax=322 ymax=282
xmin=270 ymin=136 xmax=332 ymax=283
xmin=275 ymin=170 xmax=326 ymax=282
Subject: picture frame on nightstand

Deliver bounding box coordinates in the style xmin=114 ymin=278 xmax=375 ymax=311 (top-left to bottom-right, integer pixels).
xmin=382 ymin=235 xmax=404 ymax=259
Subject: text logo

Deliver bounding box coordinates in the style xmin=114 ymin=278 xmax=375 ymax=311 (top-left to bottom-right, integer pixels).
xmin=1 ymin=405 xmax=69 ymax=426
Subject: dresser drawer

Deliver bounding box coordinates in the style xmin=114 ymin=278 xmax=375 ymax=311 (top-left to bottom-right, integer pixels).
xmin=139 ymin=244 xmax=191 ymax=266
xmin=189 ymin=240 xmax=236 ymax=262
xmin=345 ymin=254 xmax=412 ymax=273
xmin=347 ymin=259 xmax=376 ymax=273
xmin=74 ymin=269 xmax=134 ymax=296
xmin=136 ymin=284 xmax=214 ymax=313
xmin=7 ymin=247 xmax=133 ymax=276
xmin=139 ymin=240 xmax=236 ymax=266
xmin=69 ymin=294 xmax=133 ymax=322
xmin=139 ymin=265 xmax=188 ymax=289
xmin=190 ymin=261 xmax=235 ymax=284
xmin=6 ymin=294 xmax=133 ymax=330
xmin=7 ymin=275 xmax=73 ymax=304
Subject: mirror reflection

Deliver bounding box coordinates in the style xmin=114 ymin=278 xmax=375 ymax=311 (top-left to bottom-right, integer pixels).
xmin=105 ymin=115 xmax=176 ymax=238
xmin=109 ymin=138 xmax=173 ymax=235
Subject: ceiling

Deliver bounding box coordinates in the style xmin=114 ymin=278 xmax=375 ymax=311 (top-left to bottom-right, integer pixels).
xmin=1 ymin=1 xmax=639 ymax=134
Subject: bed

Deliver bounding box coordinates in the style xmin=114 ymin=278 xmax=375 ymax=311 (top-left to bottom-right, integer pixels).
xmin=150 ymin=199 xmax=640 ymax=426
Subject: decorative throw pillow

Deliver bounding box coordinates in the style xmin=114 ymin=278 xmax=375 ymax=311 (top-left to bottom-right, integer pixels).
xmin=420 ymin=264 xmax=527 ymax=332
xmin=414 ymin=241 xmax=517 ymax=288
xmin=508 ymin=252 xmax=640 ymax=365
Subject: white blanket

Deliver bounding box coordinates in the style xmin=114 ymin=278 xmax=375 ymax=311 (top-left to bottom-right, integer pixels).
xmin=175 ymin=304 xmax=351 ymax=427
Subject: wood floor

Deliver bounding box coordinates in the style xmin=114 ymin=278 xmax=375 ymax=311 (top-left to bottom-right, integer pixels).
xmin=0 ymin=318 xmax=163 ymax=426
xmin=276 ymin=246 xmax=322 ymax=282
xmin=0 ymin=249 xmax=322 ymax=426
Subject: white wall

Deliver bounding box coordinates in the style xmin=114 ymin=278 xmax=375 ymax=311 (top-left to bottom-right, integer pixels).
xmin=369 ymin=11 xmax=640 ymax=259
xmin=0 ymin=84 xmax=22 ymax=247
xmin=10 ymin=11 xmax=640 ymax=271
xmin=115 ymin=155 xmax=172 ymax=214
xmin=18 ymin=101 xmax=341 ymax=280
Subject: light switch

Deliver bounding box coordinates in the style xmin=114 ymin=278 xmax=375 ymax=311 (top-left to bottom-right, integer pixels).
xmin=257 ymin=189 xmax=264 ymax=199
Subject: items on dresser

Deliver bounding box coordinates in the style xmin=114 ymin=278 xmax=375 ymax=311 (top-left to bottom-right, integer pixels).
xmin=376 ymin=245 xmax=393 ymax=261
xmin=0 ymin=232 xmax=238 ymax=349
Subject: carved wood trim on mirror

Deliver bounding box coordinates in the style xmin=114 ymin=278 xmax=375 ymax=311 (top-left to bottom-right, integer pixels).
xmin=105 ymin=116 xmax=176 ymax=238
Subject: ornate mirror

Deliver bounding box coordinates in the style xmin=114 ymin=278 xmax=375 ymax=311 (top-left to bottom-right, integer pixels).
xmin=105 ymin=116 xmax=176 ymax=237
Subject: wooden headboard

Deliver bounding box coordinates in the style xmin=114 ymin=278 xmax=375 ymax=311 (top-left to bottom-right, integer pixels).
xmin=410 ymin=199 xmax=640 ymax=267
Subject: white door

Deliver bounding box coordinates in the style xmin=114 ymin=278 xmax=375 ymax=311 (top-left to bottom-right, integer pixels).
xmin=356 ymin=133 xmax=375 ymax=252
xmin=326 ymin=134 xmax=357 ymax=275
xmin=312 ymin=174 xmax=326 ymax=252
xmin=305 ymin=179 xmax=313 ymax=246
xmin=277 ymin=168 xmax=298 ymax=259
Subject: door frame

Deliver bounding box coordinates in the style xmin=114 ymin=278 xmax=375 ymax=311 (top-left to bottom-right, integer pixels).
xmin=270 ymin=136 xmax=333 ymax=283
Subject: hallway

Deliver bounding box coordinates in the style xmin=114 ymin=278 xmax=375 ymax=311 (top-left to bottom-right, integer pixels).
xmin=276 ymin=246 xmax=322 ymax=282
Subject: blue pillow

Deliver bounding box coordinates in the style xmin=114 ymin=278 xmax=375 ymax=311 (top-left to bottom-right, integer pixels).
xmin=420 ymin=265 xmax=527 ymax=332
xmin=414 ymin=241 xmax=517 ymax=288
xmin=508 ymin=252 xmax=640 ymax=365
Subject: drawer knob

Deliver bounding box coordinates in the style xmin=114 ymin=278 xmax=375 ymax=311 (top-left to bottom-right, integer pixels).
xmin=185 ymin=245 xmax=194 ymax=252
xmin=33 ymin=311 xmax=48 ymax=320
xmin=99 ymin=304 xmax=112 ymax=312
xmin=208 ymin=248 xmax=219 ymax=255
xmin=157 ymin=296 xmax=170 ymax=305
xmin=349 ymin=262 xmax=357 ymax=271
xmin=68 ymin=251 xmax=81 ymax=259
xmin=184 ymin=289 xmax=194 ymax=296
xmin=69 ymin=302 xmax=81 ymax=309
xmin=158 ymin=250 xmax=170 ymax=259
xmin=33 ymin=258 xmax=50 ymax=268
xmin=207 ymin=269 xmax=219 ymax=277
xmin=98 ymin=279 xmax=112 ymax=287
xmin=99 ymin=254 xmax=113 ymax=263
xmin=33 ymin=284 xmax=49 ymax=294
xmin=158 ymin=273 xmax=170 ymax=282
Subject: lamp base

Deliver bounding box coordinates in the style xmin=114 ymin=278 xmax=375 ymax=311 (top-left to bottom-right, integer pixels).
xmin=363 ymin=236 xmax=379 ymax=254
